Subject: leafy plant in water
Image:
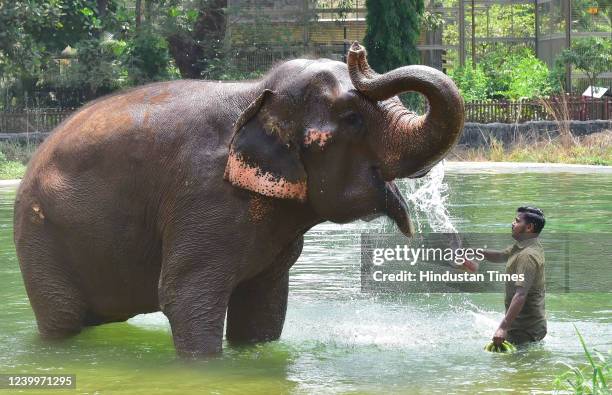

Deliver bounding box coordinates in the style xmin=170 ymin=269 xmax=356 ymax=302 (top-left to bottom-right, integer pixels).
xmin=553 ymin=325 xmax=611 ymax=394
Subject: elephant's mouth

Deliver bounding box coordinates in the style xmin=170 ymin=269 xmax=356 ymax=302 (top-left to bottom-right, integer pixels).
xmin=383 ymin=181 xmax=414 ymax=237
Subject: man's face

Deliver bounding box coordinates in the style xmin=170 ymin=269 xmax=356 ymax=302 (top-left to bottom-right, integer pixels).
xmin=511 ymin=213 xmax=533 ymax=239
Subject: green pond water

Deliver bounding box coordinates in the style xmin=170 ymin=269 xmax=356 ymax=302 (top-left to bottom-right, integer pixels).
xmin=0 ymin=165 xmax=611 ymax=394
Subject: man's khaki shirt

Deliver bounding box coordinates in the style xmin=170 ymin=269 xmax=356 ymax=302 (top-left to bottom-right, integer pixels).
xmin=501 ymin=237 xmax=547 ymax=335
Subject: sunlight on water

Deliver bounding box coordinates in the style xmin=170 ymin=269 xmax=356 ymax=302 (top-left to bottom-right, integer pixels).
xmin=1 ymin=167 xmax=611 ymax=394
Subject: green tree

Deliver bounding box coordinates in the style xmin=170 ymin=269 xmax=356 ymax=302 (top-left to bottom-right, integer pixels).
xmin=558 ymin=36 xmax=612 ymax=93
xmin=479 ymin=46 xmax=533 ymax=98
xmin=363 ymin=0 xmax=425 ymax=109
xmin=158 ymin=0 xmax=227 ymax=79
xmin=53 ymin=37 xmax=126 ymax=98
xmin=363 ymin=0 xmax=424 ymax=72
xmin=0 ymin=0 xmax=124 ymax=106
xmin=125 ymin=29 xmax=171 ymax=84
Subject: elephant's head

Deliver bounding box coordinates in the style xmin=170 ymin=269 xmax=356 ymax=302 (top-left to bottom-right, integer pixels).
xmin=225 ymin=42 xmax=464 ymax=236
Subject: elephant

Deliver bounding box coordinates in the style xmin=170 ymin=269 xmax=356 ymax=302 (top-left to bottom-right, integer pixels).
xmin=13 ymin=42 xmax=464 ymax=358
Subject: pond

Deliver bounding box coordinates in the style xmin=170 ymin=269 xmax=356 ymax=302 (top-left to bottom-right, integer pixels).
xmin=1 ymin=163 xmax=610 ymax=394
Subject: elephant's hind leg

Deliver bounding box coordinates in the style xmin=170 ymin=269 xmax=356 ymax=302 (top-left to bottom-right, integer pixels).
xmin=16 ymin=226 xmax=87 ymax=340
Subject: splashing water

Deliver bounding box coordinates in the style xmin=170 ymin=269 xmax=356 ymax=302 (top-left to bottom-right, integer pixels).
xmin=398 ymin=159 xmax=458 ymax=233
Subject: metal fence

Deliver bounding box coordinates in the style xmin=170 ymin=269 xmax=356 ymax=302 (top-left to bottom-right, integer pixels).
xmin=0 ymin=96 xmax=610 ymax=134
xmin=0 ymin=108 xmax=74 ymax=134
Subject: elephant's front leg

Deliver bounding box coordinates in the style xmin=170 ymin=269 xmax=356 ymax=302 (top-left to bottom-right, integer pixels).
xmin=226 ymin=237 xmax=303 ymax=344
xmin=159 ymin=249 xmax=233 ymax=358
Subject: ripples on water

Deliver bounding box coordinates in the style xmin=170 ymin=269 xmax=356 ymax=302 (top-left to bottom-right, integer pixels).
xmin=0 ymin=163 xmax=611 ymax=393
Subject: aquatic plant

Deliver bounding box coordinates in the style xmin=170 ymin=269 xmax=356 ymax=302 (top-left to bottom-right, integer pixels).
xmin=553 ymin=325 xmax=611 ymax=394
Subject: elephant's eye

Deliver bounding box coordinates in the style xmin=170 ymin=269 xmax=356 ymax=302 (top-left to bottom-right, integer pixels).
xmin=340 ymin=111 xmax=363 ymax=128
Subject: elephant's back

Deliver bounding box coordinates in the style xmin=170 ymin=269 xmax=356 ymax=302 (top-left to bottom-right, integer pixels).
xmin=30 ymin=80 xmax=218 ymax=173
xmin=17 ymin=80 xmax=232 ymax=225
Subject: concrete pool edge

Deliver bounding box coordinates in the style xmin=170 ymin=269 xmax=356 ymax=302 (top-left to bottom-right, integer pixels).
xmin=1 ymin=161 xmax=611 ymax=188
xmin=445 ymin=161 xmax=612 ymax=174
xmin=0 ymin=179 xmax=21 ymax=187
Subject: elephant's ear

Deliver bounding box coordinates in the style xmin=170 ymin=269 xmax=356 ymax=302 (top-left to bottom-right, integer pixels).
xmin=224 ymin=90 xmax=307 ymax=202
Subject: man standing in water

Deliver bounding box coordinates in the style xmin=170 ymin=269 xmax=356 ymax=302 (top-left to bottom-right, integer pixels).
xmin=481 ymin=206 xmax=547 ymax=346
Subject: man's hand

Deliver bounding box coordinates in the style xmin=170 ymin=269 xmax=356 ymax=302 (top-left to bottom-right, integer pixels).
xmin=494 ymin=287 xmax=527 ymax=345
xmin=462 ymin=259 xmax=479 ymax=273
xmin=493 ymin=327 xmax=507 ymax=346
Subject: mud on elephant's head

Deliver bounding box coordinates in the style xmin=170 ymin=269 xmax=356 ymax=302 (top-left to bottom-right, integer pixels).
xmin=225 ymin=42 xmax=465 ymax=236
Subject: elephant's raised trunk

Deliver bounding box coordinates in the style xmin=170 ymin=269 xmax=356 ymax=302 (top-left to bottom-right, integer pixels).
xmin=347 ymin=42 xmax=464 ymax=180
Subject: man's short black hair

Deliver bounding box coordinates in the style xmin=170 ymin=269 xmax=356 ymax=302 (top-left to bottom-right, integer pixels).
xmin=517 ymin=206 xmax=545 ymax=233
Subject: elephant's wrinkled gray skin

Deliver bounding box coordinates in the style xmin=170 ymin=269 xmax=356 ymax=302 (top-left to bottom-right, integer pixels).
xmin=13 ymin=43 xmax=464 ymax=358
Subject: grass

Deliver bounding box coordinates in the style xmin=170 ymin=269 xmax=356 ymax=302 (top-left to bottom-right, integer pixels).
xmin=0 ymin=141 xmax=37 ymax=180
xmin=553 ymin=325 xmax=611 ymax=394
xmin=0 ymin=160 xmax=26 ymax=180
xmin=451 ymin=130 xmax=612 ymax=166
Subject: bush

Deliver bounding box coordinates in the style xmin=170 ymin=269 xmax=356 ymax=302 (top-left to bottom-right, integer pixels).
xmin=125 ymin=29 xmax=172 ymax=84
xmin=0 ymin=141 xmax=37 ymax=164
xmin=504 ymin=54 xmax=551 ymax=100
xmin=0 ymin=141 xmax=33 ymax=179
xmin=53 ymin=38 xmax=126 ymax=97
xmin=0 ymin=160 xmax=26 ymax=179
xmin=450 ymin=47 xmax=557 ymax=101
xmin=448 ymin=61 xmax=490 ymax=101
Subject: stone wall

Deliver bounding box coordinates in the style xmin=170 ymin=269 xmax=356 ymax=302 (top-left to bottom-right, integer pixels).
xmin=459 ymin=120 xmax=612 ymax=148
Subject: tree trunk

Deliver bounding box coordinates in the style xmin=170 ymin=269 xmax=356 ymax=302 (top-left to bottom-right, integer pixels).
xmin=144 ymin=0 xmax=153 ymax=26
xmin=97 ymin=0 xmax=108 ymax=18
xmin=135 ymin=0 xmax=142 ymax=30
xmin=165 ymin=0 xmax=227 ymax=79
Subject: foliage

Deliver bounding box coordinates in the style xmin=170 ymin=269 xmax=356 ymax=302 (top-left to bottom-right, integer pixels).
xmin=52 ymin=37 xmax=126 ymax=96
xmin=1 ymin=0 xmax=608 ymax=108
xmin=558 ymin=37 xmax=612 ymax=89
xmin=553 ymin=325 xmax=611 ymax=394
xmin=317 ymin=0 xmax=356 ymax=23
xmin=201 ymin=58 xmax=264 ymax=81
xmin=0 ymin=141 xmax=37 ymax=164
xmin=0 ymin=145 xmax=28 ymax=179
xmin=363 ymin=0 xmax=424 ymax=73
xmin=504 ymin=55 xmax=552 ymax=100
xmin=448 ymin=61 xmax=490 ymax=101
xmin=0 ymin=0 xmax=211 ymax=107
xmin=479 ymin=46 xmax=530 ymax=98
xmin=421 ymin=10 xmax=445 ymax=31
xmin=158 ymin=0 xmax=227 ymax=79
xmin=548 ymin=56 xmax=568 ymax=95
xmin=125 ymin=29 xmax=172 ymax=84
xmin=0 ymin=160 xmax=26 ymax=180
xmin=364 ymin=0 xmax=425 ymax=109
xmin=572 ymin=0 xmax=612 ymax=33
xmin=450 ymin=46 xmax=558 ymax=101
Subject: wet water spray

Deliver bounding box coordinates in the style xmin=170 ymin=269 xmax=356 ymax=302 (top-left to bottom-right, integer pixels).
xmin=399 ymin=160 xmax=457 ymax=233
